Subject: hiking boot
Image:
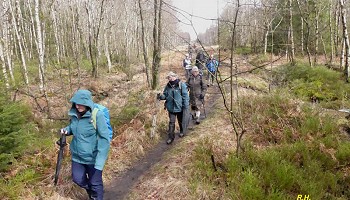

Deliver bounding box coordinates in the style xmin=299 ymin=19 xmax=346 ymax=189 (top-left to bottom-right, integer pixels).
xmin=179 ymin=132 xmax=185 ymax=138
xmin=166 ymin=138 xmax=174 ymax=144
xmin=192 ymin=114 xmax=198 ymax=120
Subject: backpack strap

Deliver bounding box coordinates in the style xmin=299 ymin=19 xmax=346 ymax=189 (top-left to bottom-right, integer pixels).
xmin=92 ymin=107 xmax=99 ymax=130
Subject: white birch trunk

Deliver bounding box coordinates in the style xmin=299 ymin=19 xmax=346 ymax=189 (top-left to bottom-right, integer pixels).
xmin=51 ymin=4 xmax=61 ymax=64
xmin=27 ymin=0 xmax=37 ymax=59
xmin=289 ymin=0 xmax=295 ymax=62
xmin=9 ymin=0 xmax=29 ymax=85
xmin=329 ymin=1 xmax=334 ymax=63
xmin=341 ymin=39 xmax=345 ymax=68
xmin=301 ymin=17 xmax=304 ymax=55
xmin=339 ymin=0 xmax=350 ymax=78
xmin=2 ymin=1 xmax=15 ymax=84
xmin=104 ymin=31 xmax=112 ymax=72
xmin=0 ymin=42 xmax=10 ymax=88
xmin=35 ymin=0 xmax=45 ymax=91
xmin=264 ymin=27 xmax=268 ymax=55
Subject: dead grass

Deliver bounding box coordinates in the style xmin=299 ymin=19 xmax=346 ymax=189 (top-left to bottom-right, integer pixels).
xmin=127 ymin=91 xmax=239 ymax=200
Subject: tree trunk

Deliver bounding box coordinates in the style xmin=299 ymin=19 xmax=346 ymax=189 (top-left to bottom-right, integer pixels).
xmin=314 ymin=5 xmax=320 ymax=65
xmin=0 ymin=42 xmax=10 ymax=88
xmin=151 ymin=0 xmax=162 ymax=90
xmin=35 ymin=0 xmax=45 ymax=92
xmin=289 ymin=0 xmax=295 ymax=63
xmin=329 ymin=1 xmax=334 ymax=64
xmin=339 ymin=0 xmax=350 ymax=79
xmin=51 ymin=4 xmax=61 ymax=65
xmin=301 ymin=17 xmax=304 ymax=55
xmin=264 ymin=27 xmax=268 ymax=55
xmin=9 ymin=0 xmax=29 ymax=85
xmin=138 ymin=0 xmax=151 ymax=87
xmin=104 ymin=31 xmax=112 ymax=73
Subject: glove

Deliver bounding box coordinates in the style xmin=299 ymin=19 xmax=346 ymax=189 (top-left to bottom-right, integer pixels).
xmin=199 ymin=94 xmax=204 ymax=100
xmin=60 ymin=129 xmax=68 ymax=135
xmin=156 ymin=93 xmax=161 ymax=100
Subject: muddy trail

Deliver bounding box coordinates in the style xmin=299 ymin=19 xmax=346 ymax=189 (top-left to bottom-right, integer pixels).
xmin=104 ymin=83 xmax=222 ymax=200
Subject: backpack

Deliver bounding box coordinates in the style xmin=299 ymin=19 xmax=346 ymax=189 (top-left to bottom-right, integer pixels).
xmin=92 ymin=103 xmax=113 ymax=142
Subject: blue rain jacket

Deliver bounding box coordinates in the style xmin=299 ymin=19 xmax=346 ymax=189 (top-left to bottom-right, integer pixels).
xmin=64 ymin=90 xmax=110 ymax=170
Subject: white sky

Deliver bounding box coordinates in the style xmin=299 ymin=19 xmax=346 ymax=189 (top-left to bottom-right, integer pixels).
xmin=171 ymin=0 xmax=228 ymax=40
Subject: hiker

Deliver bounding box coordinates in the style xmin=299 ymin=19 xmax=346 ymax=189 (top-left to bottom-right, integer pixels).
xmin=60 ymin=89 xmax=110 ymax=200
xmin=188 ymin=44 xmax=194 ymax=59
xmin=186 ymin=66 xmax=207 ymax=124
xmin=157 ymin=71 xmax=190 ymax=144
xmin=195 ymin=49 xmax=207 ymax=75
xmin=206 ymin=54 xmax=219 ymax=86
xmin=183 ymin=53 xmax=192 ymax=79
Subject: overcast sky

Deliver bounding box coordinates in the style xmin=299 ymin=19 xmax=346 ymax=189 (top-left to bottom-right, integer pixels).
xmin=171 ymin=0 xmax=228 ymax=40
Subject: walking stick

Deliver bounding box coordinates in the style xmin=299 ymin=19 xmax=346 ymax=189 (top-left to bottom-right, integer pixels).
xmin=202 ymin=98 xmax=207 ymax=118
xmin=54 ymin=132 xmax=67 ymax=186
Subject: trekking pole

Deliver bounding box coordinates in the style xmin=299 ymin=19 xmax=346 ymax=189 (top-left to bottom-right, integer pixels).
xmin=202 ymin=98 xmax=207 ymax=118
xmin=54 ymin=132 xmax=67 ymax=186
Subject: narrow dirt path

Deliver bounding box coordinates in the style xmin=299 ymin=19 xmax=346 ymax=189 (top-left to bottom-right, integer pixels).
xmin=104 ymin=84 xmax=221 ymax=200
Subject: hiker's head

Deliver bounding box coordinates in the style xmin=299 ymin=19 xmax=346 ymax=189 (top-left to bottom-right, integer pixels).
xmin=70 ymin=89 xmax=94 ymax=111
xmin=166 ymin=71 xmax=178 ymax=81
xmin=191 ymin=66 xmax=199 ymax=75
xmin=210 ymin=54 xmax=214 ymax=59
xmin=185 ymin=53 xmax=189 ymax=58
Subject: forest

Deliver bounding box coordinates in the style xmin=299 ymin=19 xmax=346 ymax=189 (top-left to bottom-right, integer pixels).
xmin=1 ymin=0 xmax=350 ymax=199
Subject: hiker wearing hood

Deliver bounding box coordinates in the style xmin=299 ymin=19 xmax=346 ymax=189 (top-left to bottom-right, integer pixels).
xmin=61 ymin=89 xmax=110 ymax=200
xmin=157 ymin=72 xmax=190 ymax=144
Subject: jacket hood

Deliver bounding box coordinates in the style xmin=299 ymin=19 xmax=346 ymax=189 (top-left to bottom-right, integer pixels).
xmin=70 ymin=90 xmax=94 ymax=111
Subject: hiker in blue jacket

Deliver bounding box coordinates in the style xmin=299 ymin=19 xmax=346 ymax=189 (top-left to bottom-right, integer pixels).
xmin=206 ymin=54 xmax=219 ymax=86
xmin=157 ymin=71 xmax=190 ymax=144
xmin=61 ymin=89 xmax=110 ymax=200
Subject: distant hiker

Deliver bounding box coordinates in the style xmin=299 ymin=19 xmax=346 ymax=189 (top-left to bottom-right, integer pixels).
xmin=157 ymin=71 xmax=190 ymax=144
xmin=186 ymin=66 xmax=207 ymax=124
xmin=183 ymin=53 xmax=192 ymax=79
xmin=195 ymin=49 xmax=207 ymax=75
xmin=60 ymin=89 xmax=110 ymax=200
xmin=188 ymin=44 xmax=194 ymax=59
xmin=206 ymin=54 xmax=219 ymax=86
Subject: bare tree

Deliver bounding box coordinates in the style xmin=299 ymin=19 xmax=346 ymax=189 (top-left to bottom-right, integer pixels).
xmin=138 ymin=0 xmax=151 ymax=87
xmin=151 ymin=0 xmax=162 ymax=90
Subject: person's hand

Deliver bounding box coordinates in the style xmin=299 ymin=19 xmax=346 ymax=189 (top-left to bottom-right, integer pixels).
xmin=60 ymin=129 xmax=68 ymax=135
xmin=199 ymin=94 xmax=204 ymax=100
xmin=156 ymin=93 xmax=161 ymax=100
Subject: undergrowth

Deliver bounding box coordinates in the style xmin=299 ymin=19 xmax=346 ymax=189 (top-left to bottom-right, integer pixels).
xmin=274 ymin=63 xmax=350 ymax=109
xmin=190 ymin=93 xmax=350 ymax=200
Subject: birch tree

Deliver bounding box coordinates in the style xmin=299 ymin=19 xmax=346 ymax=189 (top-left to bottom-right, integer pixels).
xmin=34 ymin=0 xmax=45 ymax=91
xmin=339 ymin=0 xmax=350 ymax=79
xmin=9 ymin=0 xmax=29 ymax=85
xmin=0 ymin=42 xmax=10 ymax=88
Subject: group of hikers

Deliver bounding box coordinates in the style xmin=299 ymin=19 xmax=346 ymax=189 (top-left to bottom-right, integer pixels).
xmin=57 ymin=46 xmax=219 ymax=200
xmin=158 ymin=46 xmax=220 ymax=145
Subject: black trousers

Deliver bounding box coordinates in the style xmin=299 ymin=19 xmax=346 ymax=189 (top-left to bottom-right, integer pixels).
xmin=168 ymin=111 xmax=183 ymax=138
